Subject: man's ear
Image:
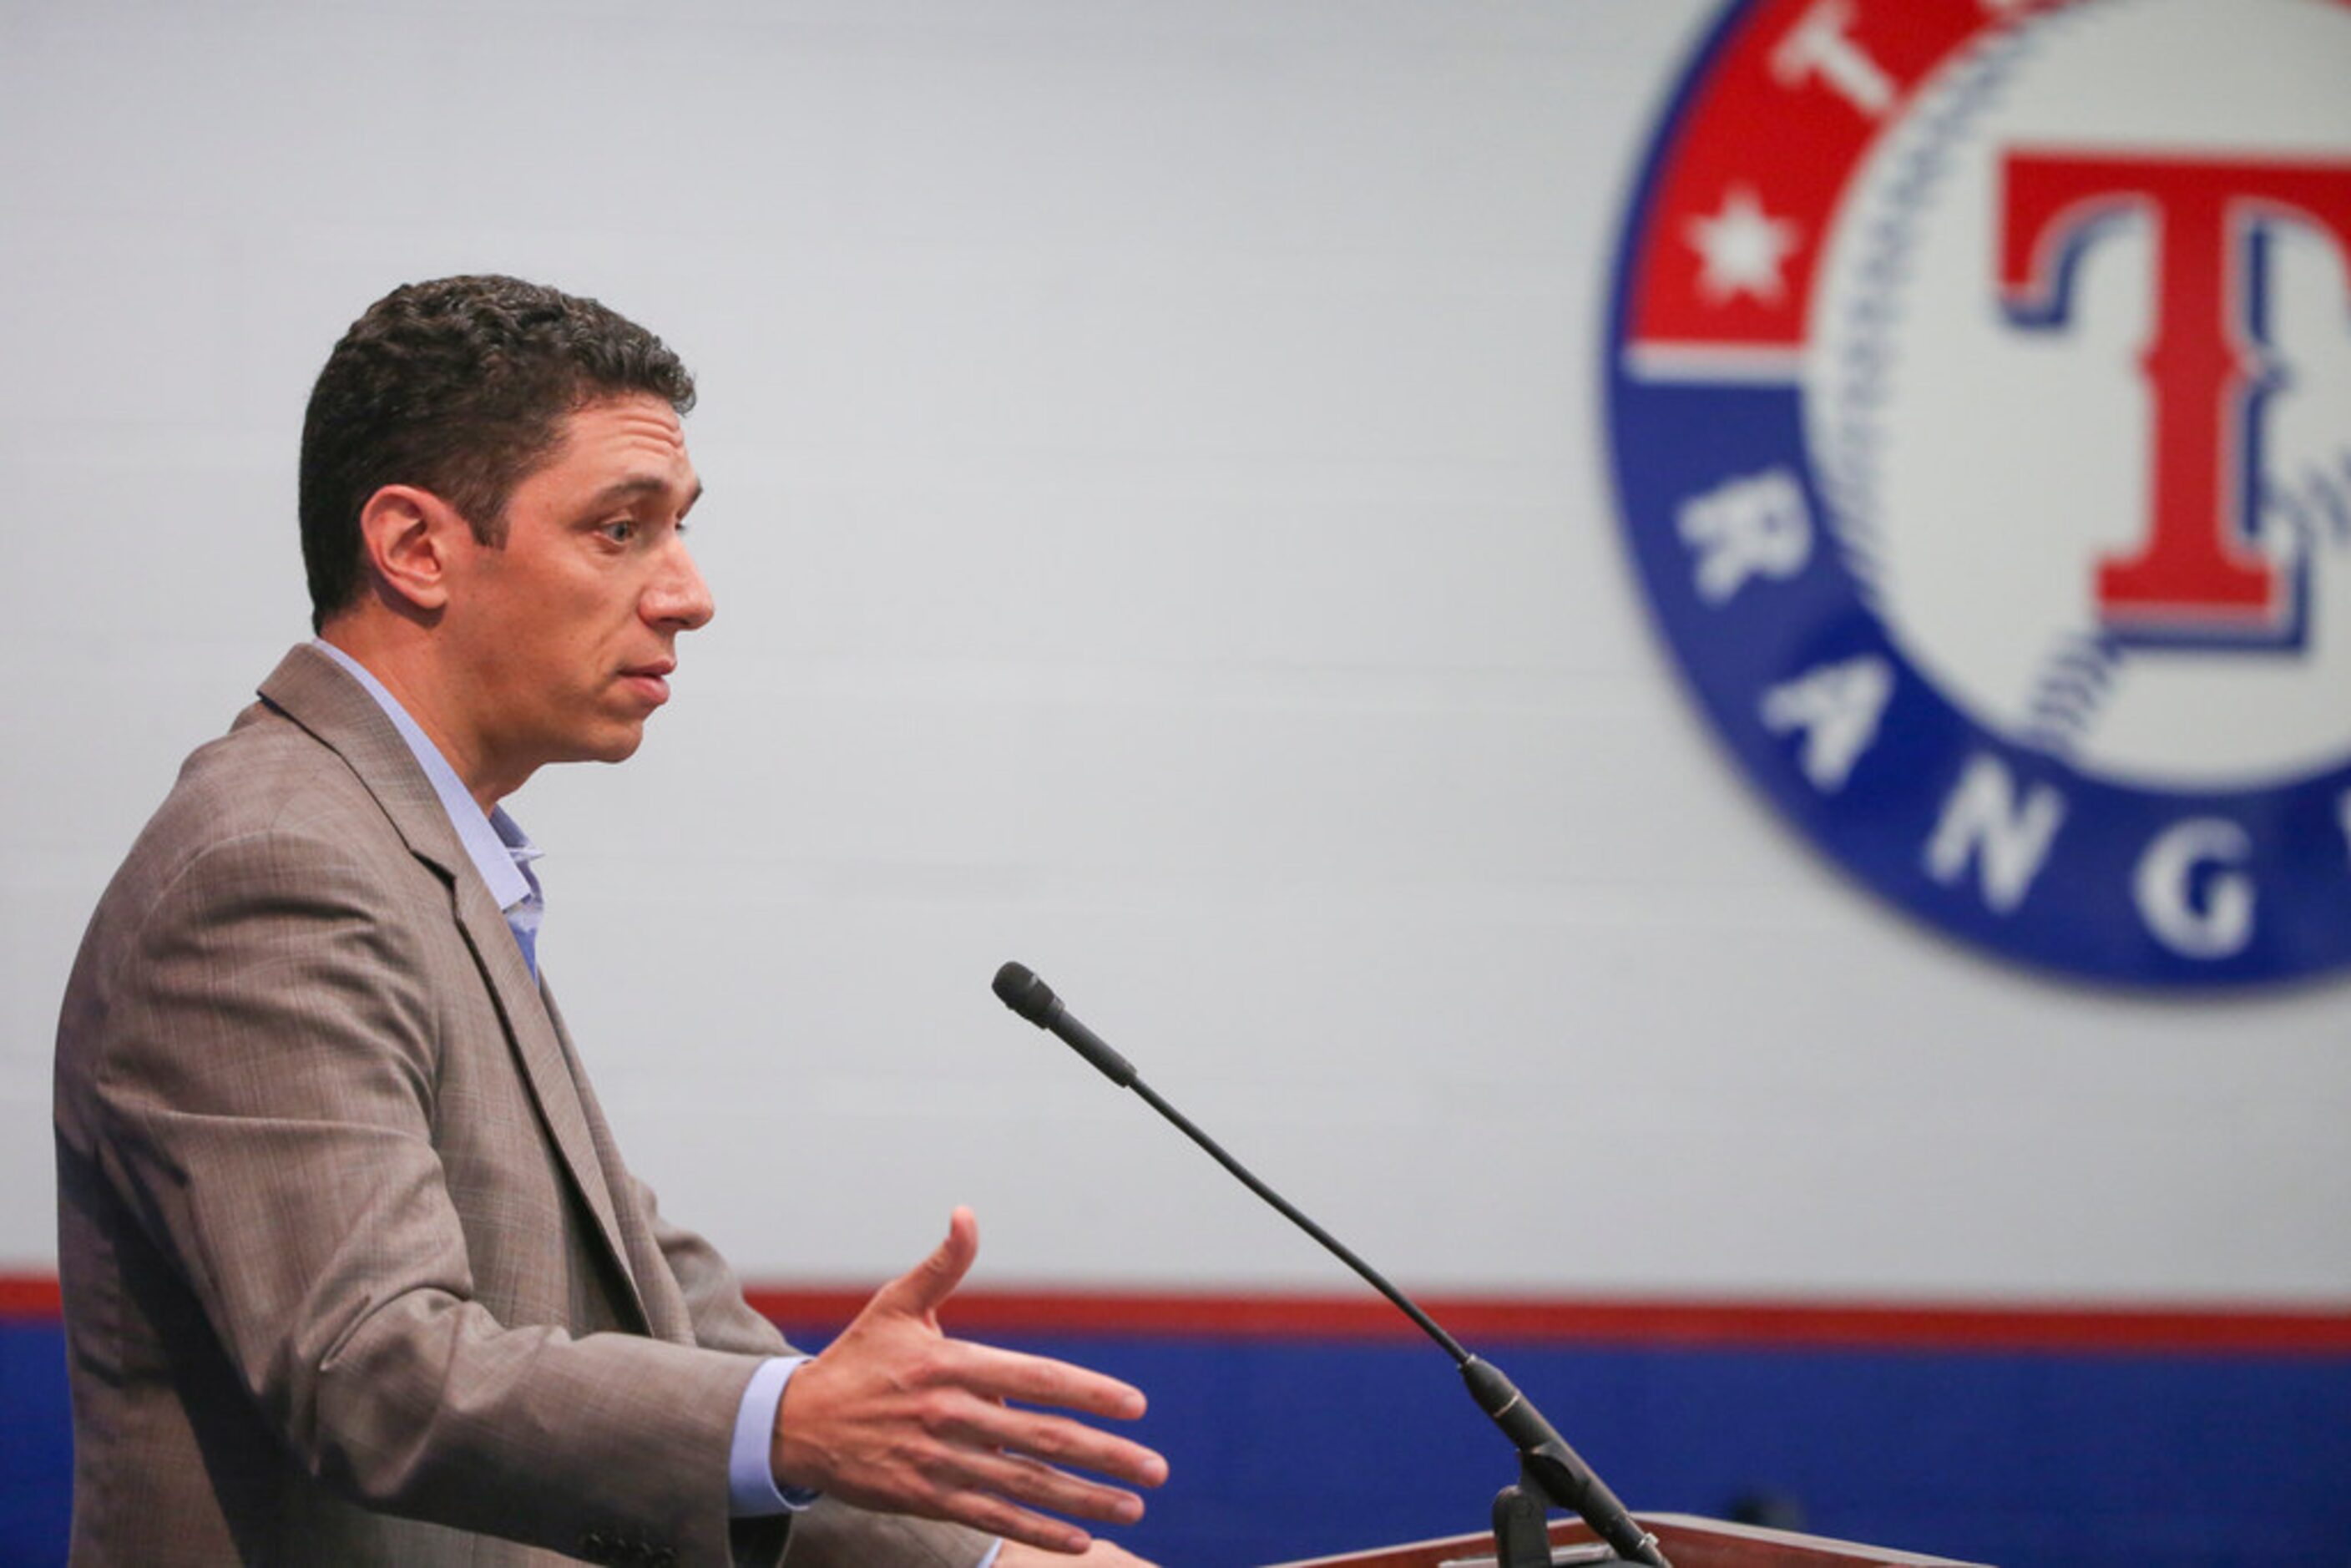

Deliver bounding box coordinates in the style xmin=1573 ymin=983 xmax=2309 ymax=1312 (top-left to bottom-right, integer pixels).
xmin=356 ymin=484 xmax=468 ymax=615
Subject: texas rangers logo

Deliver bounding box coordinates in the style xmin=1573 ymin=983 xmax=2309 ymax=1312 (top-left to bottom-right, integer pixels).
xmin=1605 ymin=0 xmax=2351 ymax=984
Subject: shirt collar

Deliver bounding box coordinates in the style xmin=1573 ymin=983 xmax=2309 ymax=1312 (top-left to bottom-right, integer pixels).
xmin=310 ymin=640 xmax=539 ymax=914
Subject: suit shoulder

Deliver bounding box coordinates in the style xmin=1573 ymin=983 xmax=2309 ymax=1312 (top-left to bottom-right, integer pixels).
xmin=82 ymin=703 xmax=427 ymax=951
xmin=56 ymin=703 xmax=452 ymax=1107
xmin=156 ymin=701 xmax=407 ymax=853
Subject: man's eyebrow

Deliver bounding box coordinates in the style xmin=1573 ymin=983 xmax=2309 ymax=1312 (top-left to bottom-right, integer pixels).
xmin=585 ymin=475 xmax=704 ymax=512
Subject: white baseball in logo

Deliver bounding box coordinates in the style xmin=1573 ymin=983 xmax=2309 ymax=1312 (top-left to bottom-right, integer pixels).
xmin=1806 ymin=0 xmax=2351 ymax=792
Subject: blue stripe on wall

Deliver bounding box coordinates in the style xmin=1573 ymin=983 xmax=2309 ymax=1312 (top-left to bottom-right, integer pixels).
xmin=1 ymin=1323 xmax=69 ymax=1568
xmin=8 ymin=1319 xmax=2348 ymax=1565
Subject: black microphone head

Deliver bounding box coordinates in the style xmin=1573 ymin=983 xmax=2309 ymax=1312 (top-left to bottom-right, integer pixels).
xmin=992 ymin=961 xmax=1059 ymax=1025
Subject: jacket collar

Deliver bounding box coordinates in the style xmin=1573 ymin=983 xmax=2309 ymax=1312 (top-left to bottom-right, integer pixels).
xmin=257 ymin=643 xmax=468 ymax=881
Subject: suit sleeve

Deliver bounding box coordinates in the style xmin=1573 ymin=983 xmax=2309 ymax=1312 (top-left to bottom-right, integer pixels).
xmin=631 ymin=1174 xmax=792 ymax=1358
xmin=79 ymin=822 xmax=761 ymax=1567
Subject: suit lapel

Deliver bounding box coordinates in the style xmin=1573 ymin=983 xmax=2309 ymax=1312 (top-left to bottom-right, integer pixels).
xmin=538 ymin=986 xmax=699 ymax=1345
xmin=449 ymin=874 xmax=652 ymax=1331
xmin=255 ymin=645 xmax=651 ymax=1331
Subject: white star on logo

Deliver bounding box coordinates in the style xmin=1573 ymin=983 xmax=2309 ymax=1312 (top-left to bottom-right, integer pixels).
xmin=1685 ymin=186 xmax=1802 ymax=305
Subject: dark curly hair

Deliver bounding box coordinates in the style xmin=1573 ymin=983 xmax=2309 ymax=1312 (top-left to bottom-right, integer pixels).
xmin=298 ymin=275 xmax=697 ymax=631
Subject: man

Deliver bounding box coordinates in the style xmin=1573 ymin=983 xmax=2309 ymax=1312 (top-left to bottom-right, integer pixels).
xmin=53 ymin=276 xmax=1165 ymax=1566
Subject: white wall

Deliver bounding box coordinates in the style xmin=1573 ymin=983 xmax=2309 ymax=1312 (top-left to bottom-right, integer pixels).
xmin=5 ymin=0 xmax=2347 ymax=1303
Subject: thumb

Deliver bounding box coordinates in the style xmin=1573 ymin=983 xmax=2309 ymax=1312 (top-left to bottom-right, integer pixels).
xmin=874 ymin=1206 xmax=979 ymax=1321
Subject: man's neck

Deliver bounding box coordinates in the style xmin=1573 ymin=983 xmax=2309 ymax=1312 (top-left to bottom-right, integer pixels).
xmin=317 ymin=623 xmax=520 ymax=814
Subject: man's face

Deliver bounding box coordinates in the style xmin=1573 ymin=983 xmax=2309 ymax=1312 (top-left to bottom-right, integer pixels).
xmin=439 ymin=393 xmax=712 ymax=797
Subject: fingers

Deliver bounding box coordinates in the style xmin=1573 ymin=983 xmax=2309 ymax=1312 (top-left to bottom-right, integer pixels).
xmin=936 ymin=1488 xmax=1097 ymax=1556
xmin=872 ymin=1206 xmax=981 ymax=1322
xmin=993 ymin=1540 xmax=1158 ymax=1567
xmin=943 ymin=1445 xmax=1146 ymax=1529
xmin=938 ymin=1339 xmax=1150 ymax=1423
xmin=931 ymin=1391 xmax=1169 ymax=1493
xmin=919 ymin=1448 xmax=1149 ymax=1555
xmin=795 ymin=1404 xmax=1147 ymax=1555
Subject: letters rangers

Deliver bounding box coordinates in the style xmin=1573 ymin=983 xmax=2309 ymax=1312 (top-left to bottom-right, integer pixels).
xmin=1605 ymin=0 xmax=2351 ymax=984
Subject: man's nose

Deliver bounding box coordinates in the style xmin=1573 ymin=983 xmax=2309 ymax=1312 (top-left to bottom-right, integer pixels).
xmin=647 ymin=539 xmax=715 ymax=630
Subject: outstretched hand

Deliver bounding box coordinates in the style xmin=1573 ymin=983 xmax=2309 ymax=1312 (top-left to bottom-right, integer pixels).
xmin=771 ymin=1208 xmax=1168 ymax=1555
xmin=994 ymin=1540 xmax=1159 ymax=1567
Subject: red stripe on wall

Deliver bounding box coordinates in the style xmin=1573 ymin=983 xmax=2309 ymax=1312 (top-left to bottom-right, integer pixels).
xmin=738 ymin=1287 xmax=2351 ymax=1355
xmin=7 ymin=1272 xmax=2345 ymax=1353
xmin=0 ymin=1277 xmax=62 ymax=1318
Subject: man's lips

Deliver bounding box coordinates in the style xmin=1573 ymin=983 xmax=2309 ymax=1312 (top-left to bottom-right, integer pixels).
xmin=620 ymin=661 xmax=675 ymax=703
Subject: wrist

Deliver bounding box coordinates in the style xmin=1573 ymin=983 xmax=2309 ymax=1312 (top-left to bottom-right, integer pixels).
xmin=767 ymin=1349 xmax=827 ymax=1495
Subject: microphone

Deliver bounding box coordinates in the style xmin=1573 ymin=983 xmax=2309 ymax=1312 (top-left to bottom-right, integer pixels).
xmin=990 ymin=961 xmax=1670 ymax=1568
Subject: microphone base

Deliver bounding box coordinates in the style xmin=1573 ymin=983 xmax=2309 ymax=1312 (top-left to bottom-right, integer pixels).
xmin=1494 ymin=1475 xmax=1668 ymax=1568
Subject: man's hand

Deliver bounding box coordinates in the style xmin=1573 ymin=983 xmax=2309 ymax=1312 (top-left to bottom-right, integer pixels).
xmin=994 ymin=1540 xmax=1158 ymax=1566
xmin=772 ymin=1207 xmax=1169 ymax=1555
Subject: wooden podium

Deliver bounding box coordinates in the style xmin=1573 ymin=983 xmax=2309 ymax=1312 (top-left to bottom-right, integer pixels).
xmin=1266 ymin=1513 xmax=1991 ymax=1568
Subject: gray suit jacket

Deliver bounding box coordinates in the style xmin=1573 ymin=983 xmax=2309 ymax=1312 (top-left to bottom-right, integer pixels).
xmin=54 ymin=644 xmax=993 ymax=1568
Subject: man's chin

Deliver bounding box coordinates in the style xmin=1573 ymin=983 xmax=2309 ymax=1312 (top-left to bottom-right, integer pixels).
xmin=570 ymin=725 xmax=648 ymax=766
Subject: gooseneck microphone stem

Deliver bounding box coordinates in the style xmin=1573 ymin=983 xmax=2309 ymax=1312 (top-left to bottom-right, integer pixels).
xmin=990 ymin=961 xmax=1670 ymax=1568
xmin=1125 ymin=1075 xmax=1473 ymax=1365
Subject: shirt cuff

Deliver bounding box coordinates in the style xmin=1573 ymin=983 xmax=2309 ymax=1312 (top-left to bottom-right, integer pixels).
xmin=729 ymin=1355 xmax=822 ymax=1516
